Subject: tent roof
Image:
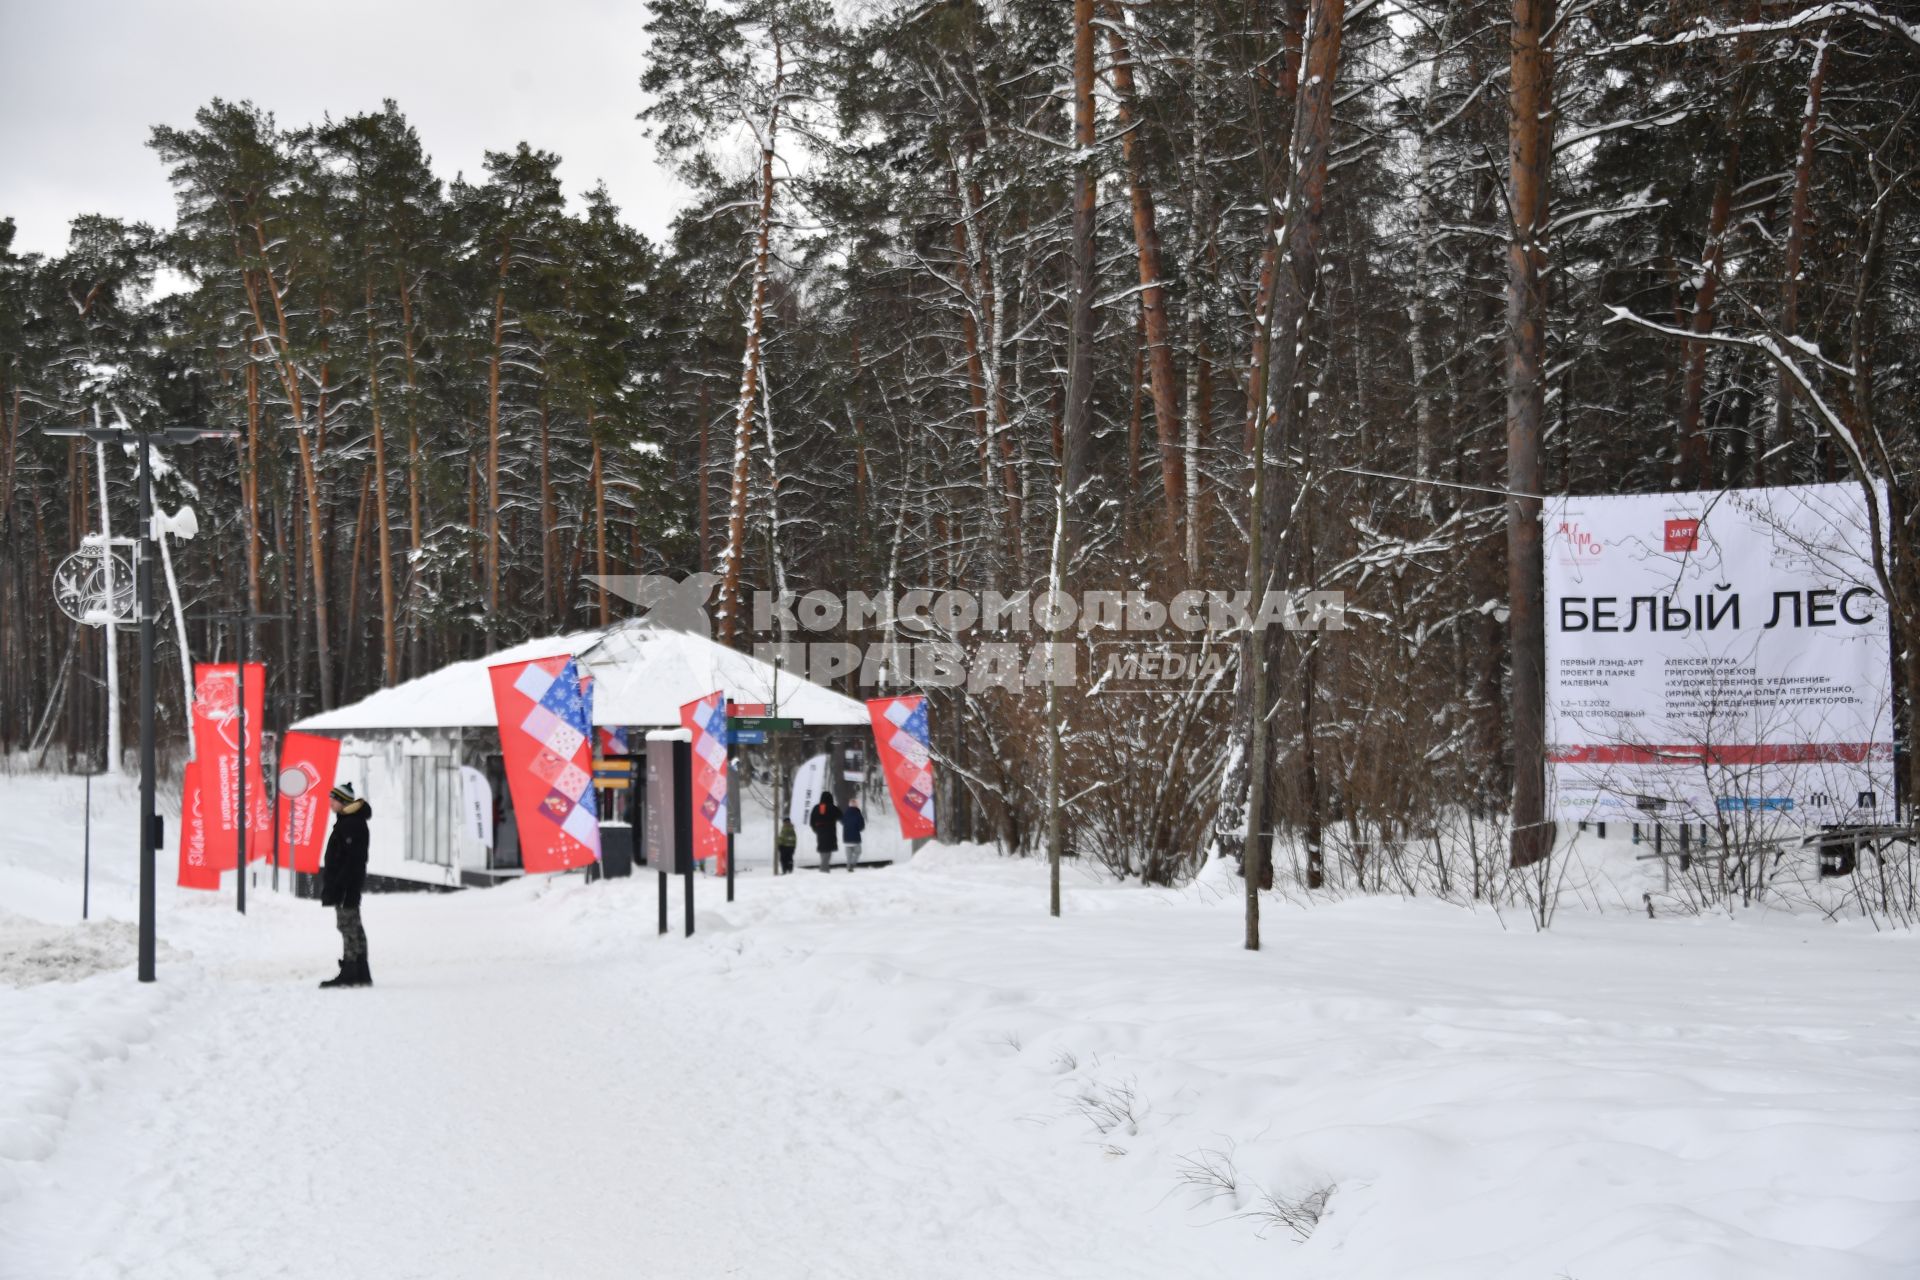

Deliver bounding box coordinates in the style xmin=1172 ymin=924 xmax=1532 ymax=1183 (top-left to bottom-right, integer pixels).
xmin=291 ymin=624 xmax=872 ymax=734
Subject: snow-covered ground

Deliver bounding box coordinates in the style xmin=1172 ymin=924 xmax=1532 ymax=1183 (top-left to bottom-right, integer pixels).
xmin=3 ymin=771 xmax=1917 ymax=1279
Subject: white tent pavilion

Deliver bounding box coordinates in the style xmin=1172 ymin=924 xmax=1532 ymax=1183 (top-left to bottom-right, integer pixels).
xmin=291 ymin=624 xmax=871 ymax=888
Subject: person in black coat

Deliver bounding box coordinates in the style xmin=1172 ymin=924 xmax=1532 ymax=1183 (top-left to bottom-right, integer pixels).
xmin=808 ymin=790 xmax=841 ymax=873
xmin=319 ymin=782 xmax=373 ymax=988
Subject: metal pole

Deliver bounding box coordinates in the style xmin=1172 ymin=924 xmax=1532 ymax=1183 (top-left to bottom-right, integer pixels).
xmin=657 ymin=869 xmax=667 ymax=936
xmin=83 ymin=773 xmax=92 ymax=921
xmin=236 ymin=633 xmax=247 ymax=914
xmin=684 ymin=865 xmax=694 ymax=937
xmin=270 ymin=737 xmax=284 ymax=894
xmin=136 ymin=436 xmax=157 ymax=982
xmin=725 ymin=715 xmax=735 ymax=903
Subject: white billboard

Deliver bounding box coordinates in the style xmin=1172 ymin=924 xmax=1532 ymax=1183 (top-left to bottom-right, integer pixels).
xmin=1545 ymin=482 xmax=1894 ymax=827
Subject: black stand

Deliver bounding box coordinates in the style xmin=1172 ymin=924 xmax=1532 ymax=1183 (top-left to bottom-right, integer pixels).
xmin=658 ymin=869 xmax=668 ymax=936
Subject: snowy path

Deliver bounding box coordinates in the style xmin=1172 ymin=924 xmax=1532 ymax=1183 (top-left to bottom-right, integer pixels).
xmin=2 ymin=876 xmax=1244 ymax=1280
xmin=4 ymin=776 xmax=1919 ymax=1280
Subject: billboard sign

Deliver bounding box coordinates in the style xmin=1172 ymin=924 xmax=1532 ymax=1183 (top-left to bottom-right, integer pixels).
xmin=1545 ymin=482 xmax=1894 ymax=826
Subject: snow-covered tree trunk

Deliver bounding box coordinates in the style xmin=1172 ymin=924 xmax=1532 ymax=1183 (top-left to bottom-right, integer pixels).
xmin=1403 ymin=3 xmax=1458 ymax=517
xmin=716 ymin=35 xmax=783 ymax=647
xmin=1505 ymin=0 xmax=1555 ymax=869
xmin=485 ymin=238 xmax=512 ymax=620
xmin=363 ymin=282 xmax=397 ymax=685
xmin=1102 ymin=3 xmax=1185 ymax=547
xmin=1771 ymin=38 xmax=1828 ymax=482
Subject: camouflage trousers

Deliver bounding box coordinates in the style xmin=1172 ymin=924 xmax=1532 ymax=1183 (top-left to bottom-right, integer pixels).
xmin=335 ymin=905 xmax=368 ymax=962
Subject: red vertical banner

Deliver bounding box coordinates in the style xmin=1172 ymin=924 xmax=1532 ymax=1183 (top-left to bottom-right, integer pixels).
xmin=679 ymin=692 xmax=729 ymax=874
xmin=488 ymin=654 xmax=601 ymax=873
xmin=191 ymin=662 xmax=269 ymax=868
xmin=177 ymin=757 xmax=220 ymax=890
xmin=867 ymin=695 xmax=936 ymax=839
xmin=276 ymin=731 xmax=341 ymax=875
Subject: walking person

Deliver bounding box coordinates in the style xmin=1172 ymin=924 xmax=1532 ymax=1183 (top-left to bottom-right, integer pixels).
xmin=808 ymin=789 xmax=841 ymax=873
xmin=776 ymin=816 xmax=797 ymax=875
xmin=319 ymin=782 xmax=373 ymax=988
xmin=840 ymin=796 xmax=865 ymax=872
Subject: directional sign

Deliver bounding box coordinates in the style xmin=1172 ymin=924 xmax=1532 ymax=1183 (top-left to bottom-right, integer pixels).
xmin=728 ymin=702 xmax=768 ymax=717
xmin=593 ymin=759 xmax=635 ymax=790
xmin=726 ymin=729 xmax=766 ymax=746
xmin=727 ymin=716 xmax=800 ymax=732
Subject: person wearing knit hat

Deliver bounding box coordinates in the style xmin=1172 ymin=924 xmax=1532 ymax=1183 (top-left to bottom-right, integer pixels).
xmin=318 ymin=781 xmax=374 ymax=988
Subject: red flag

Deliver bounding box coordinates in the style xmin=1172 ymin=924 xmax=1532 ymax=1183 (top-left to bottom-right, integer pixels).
xmin=276 ymin=731 xmax=341 ymax=875
xmin=191 ymin=663 xmax=270 ymax=868
xmin=867 ymin=695 xmax=936 ymax=840
xmin=177 ymin=757 xmax=220 ymax=890
xmin=488 ymin=654 xmax=601 ymax=873
xmin=680 ymin=692 xmax=730 ymax=874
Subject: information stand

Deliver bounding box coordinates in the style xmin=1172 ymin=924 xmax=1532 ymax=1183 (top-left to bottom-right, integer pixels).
xmin=644 ymin=730 xmax=695 ymax=936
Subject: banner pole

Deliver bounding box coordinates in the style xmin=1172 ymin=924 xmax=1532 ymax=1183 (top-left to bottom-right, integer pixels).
xmin=726 ymin=755 xmax=735 ymax=903
xmin=683 ymin=867 xmax=694 ymax=937
xmin=236 ymin=641 xmax=247 ymax=915
xmin=658 ymin=869 xmax=667 ymax=936
xmin=271 ymin=746 xmax=284 ymax=896
xmin=83 ymin=773 xmax=92 ymax=921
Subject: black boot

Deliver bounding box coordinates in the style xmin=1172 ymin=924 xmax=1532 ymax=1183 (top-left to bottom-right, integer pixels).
xmin=319 ymin=961 xmax=352 ymax=989
xmin=349 ymin=959 xmax=373 ymax=988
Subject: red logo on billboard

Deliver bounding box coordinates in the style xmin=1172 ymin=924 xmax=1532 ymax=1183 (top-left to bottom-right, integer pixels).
xmin=1664 ymin=519 xmax=1699 ymax=552
xmin=1556 ymin=522 xmax=1602 ymax=560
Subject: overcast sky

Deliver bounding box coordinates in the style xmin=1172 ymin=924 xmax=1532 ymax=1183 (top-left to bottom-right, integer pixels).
xmin=0 ymin=0 xmax=687 ymax=262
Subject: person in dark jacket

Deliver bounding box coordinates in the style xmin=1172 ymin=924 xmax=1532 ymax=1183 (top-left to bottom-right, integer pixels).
xmin=839 ymin=797 xmax=866 ymax=872
xmin=808 ymin=790 xmax=841 ymax=872
xmin=319 ymin=782 xmax=373 ymax=988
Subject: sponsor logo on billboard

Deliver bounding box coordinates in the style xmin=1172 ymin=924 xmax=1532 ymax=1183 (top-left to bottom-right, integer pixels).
xmin=1556 ymin=521 xmax=1604 ymax=567
xmin=1664 ymin=518 xmax=1700 ymax=553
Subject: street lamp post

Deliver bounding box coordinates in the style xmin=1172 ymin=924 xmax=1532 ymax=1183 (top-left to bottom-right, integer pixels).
xmin=43 ymin=419 xmax=236 ymax=982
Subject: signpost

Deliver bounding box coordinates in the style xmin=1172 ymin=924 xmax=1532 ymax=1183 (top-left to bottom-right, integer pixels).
xmin=727 ymin=703 xmax=804 ymax=877
xmin=275 ymin=763 xmax=309 ymax=897
xmin=728 ymin=716 xmax=800 ymax=733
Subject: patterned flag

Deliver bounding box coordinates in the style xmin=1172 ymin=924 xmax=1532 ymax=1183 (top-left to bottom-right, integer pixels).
xmin=867 ymin=695 xmax=936 ymax=839
xmin=679 ymin=691 xmax=729 ymax=874
xmin=488 ymin=654 xmax=601 ymax=873
xmin=597 ymin=726 xmax=629 ymax=755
